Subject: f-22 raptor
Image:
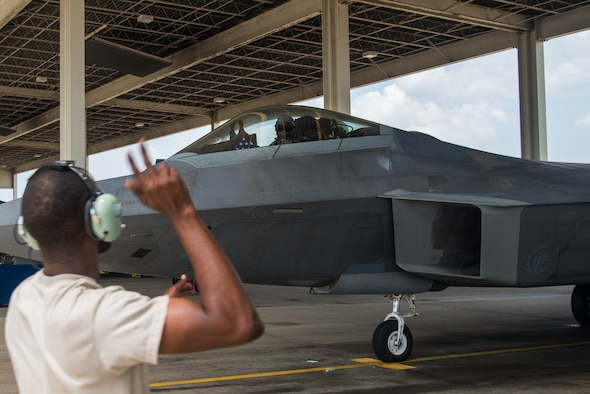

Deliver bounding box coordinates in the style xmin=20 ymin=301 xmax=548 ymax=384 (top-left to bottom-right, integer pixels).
xmin=2 ymin=105 xmax=590 ymax=362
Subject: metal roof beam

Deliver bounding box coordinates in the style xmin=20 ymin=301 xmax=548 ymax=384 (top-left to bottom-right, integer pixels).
xmin=0 ymin=85 xmax=59 ymax=100
xmin=105 ymin=99 xmax=209 ymax=116
xmin=0 ymin=0 xmax=31 ymax=29
xmin=0 ymin=87 xmax=205 ymax=116
xmin=356 ymin=0 xmax=531 ymax=32
xmin=538 ymin=4 xmax=590 ymax=40
xmin=351 ymin=30 xmax=519 ymax=87
xmin=5 ymin=140 xmax=59 ymax=151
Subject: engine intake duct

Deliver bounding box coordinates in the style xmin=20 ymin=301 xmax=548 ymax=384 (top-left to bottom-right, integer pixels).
xmin=381 ymin=190 xmax=530 ymax=286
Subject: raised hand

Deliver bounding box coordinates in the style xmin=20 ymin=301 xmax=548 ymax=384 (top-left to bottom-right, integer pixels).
xmin=125 ymin=139 xmax=193 ymax=218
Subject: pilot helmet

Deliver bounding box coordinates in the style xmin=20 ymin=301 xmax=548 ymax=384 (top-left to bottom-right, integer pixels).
xmin=275 ymin=115 xmax=294 ymax=138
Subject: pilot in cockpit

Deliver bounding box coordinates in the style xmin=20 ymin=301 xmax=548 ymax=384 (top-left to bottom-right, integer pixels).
xmin=271 ymin=114 xmax=295 ymax=145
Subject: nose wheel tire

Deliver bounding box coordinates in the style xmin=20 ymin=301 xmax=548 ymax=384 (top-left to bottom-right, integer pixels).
xmin=571 ymin=284 xmax=590 ymax=326
xmin=372 ymin=320 xmax=413 ymax=362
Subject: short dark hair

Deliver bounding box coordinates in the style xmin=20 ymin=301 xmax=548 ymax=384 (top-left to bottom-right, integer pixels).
xmin=21 ymin=168 xmax=90 ymax=251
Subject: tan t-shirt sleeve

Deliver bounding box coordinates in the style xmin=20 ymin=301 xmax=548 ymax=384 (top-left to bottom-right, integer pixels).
xmin=92 ymin=287 xmax=169 ymax=374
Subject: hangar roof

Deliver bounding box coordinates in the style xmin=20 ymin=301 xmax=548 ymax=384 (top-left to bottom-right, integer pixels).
xmin=1 ymin=0 xmax=590 ymax=172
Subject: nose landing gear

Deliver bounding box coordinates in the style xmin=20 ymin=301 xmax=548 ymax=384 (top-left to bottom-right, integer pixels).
xmin=372 ymin=294 xmax=418 ymax=362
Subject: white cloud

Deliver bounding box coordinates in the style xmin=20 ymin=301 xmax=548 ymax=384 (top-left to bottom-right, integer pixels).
xmin=545 ymin=30 xmax=590 ymax=100
xmin=544 ymin=31 xmax=590 ymax=163
xmin=576 ymin=113 xmax=590 ymax=128
xmin=351 ymin=50 xmax=518 ymax=152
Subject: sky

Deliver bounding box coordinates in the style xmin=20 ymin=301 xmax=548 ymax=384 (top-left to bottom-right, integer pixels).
xmin=1 ymin=29 xmax=589 ymax=201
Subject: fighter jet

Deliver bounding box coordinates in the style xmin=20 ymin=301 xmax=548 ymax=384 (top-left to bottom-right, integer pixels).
xmin=2 ymin=105 xmax=590 ymax=362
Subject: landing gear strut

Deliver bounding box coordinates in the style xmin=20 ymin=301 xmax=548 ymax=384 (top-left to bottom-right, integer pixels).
xmin=372 ymin=294 xmax=418 ymax=362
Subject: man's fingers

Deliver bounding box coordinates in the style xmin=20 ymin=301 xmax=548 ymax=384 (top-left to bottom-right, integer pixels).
xmin=126 ymin=138 xmax=192 ymax=215
xmin=163 ymin=274 xmax=196 ymax=298
xmin=180 ymin=283 xmax=196 ymax=296
xmin=127 ymin=151 xmax=141 ymax=177
xmin=139 ymin=139 xmax=156 ymax=176
xmin=127 ymin=138 xmax=153 ymax=177
xmin=168 ymin=166 xmax=179 ymax=179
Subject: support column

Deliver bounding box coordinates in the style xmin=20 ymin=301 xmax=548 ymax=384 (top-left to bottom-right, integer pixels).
xmin=0 ymin=168 xmax=15 ymax=200
xmin=60 ymin=0 xmax=87 ymax=168
xmin=517 ymin=28 xmax=547 ymax=161
xmin=13 ymin=172 xmax=17 ymax=200
xmin=322 ymin=0 xmax=350 ymax=114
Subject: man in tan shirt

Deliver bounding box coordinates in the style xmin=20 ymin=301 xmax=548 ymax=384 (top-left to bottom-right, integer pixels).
xmin=5 ymin=139 xmax=264 ymax=393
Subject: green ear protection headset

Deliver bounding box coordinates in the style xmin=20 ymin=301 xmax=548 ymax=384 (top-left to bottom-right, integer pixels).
xmin=17 ymin=161 xmax=123 ymax=250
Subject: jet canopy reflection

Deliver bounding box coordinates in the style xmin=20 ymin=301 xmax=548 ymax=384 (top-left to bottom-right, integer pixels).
xmin=177 ymin=105 xmax=380 ymax=155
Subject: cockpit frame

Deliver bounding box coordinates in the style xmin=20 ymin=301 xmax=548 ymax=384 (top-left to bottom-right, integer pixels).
xmin=176 ymin=105 xmax=380 ymax=155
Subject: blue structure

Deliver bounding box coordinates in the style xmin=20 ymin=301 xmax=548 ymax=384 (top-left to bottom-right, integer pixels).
xmin=0 ymin=264 xmax=39 ymax=306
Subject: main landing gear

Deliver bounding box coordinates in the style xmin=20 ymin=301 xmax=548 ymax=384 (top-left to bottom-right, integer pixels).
xmin=372 ymin=294 xmax=418 ymax=362
xmin=571 ymin=284 xmax=590 ymax=326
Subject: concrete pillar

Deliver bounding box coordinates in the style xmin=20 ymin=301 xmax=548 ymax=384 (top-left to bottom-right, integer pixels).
xmin=517 ymin=28 xmax=547 ymax=161
xmin=322 ymin=0 xmax=350 ymax=114
xmin=60 ymin=0 xmax=87 ymax=168
xmin=12 ymin=172 xmax=17 ymax=200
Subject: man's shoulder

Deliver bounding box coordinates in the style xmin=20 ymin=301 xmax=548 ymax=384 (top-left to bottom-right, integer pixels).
xmin=13 ymin=272 xmax=161 ymax=307
xmin=20 ymin=271 xmax=98 ymax=287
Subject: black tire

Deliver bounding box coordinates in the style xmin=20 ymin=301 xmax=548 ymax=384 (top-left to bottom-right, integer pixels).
xmin=372 ymin=320 xmax=413 ymax=362
xmin=571 ymin=284 xmax=590 ymax=326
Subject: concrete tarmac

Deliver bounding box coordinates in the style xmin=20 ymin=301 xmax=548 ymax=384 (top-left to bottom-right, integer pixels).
xmin=2 ymin=275 xmax=590 ymax=393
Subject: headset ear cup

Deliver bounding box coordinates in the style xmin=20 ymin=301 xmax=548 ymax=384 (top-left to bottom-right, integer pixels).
xmin=17 ymin=216 xmax=40 ymax=250
xmin=88 ymin=194 xmax=122 ymax=242
xmin=84 ymin=197 xmax=97 ymax=240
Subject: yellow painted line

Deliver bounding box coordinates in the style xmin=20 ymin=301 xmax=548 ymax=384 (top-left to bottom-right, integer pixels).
xmin=408 ymin=340 xmax=590 ymax=363
xmin=150 ymin=363 xmax=365 ymax=388
xmin=351 ymin=357 xmax=415 ymax=370
xmin=150 ymin=341 xmax=590 ymax=388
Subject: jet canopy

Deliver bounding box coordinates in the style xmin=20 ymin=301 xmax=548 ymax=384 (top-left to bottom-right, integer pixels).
xmin=176 ymin=105 xmax=380 ymax=155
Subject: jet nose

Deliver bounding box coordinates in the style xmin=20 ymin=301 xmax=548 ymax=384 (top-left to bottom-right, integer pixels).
xmin=0 ymin=199 xmax=32 ymax=258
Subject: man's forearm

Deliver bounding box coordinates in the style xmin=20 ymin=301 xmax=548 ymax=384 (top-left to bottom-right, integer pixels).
xmin=169 ymin=208 xmax=258 ymax=322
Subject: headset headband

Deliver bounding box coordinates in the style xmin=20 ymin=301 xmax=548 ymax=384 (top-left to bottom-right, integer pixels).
xmin=29 ymin=161 xmax=101 ymax=196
